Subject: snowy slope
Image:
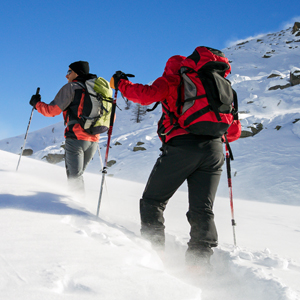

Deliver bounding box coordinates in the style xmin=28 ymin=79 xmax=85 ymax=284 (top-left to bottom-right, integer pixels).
xmin=221 ymin=25 xmax=300 ymax=204
xmin=1 ymin=149 xmax=300 ymax=300
xmin=0 ymin=24 xmax=300 ymax=299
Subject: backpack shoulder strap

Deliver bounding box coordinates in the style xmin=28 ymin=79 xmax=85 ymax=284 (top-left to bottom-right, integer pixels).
xmin=64 ymin=81 xmax=86 ymax=126
xmin=75 ymin=81 xmax=87 ymax=91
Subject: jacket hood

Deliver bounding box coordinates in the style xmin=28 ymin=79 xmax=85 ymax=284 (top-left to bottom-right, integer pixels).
xmin=163 ymin=55 xmax=186 ymax=76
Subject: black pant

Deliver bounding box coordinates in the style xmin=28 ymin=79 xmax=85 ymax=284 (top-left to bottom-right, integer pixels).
xmin=140 ymin=134 xmax=224 ymax=255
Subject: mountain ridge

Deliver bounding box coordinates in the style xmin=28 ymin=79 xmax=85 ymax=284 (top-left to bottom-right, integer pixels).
xmin=1 ymin=22 xmax=300 ymax=205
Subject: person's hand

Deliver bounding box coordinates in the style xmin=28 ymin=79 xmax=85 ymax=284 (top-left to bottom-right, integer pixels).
xmin=29 ymin=94 xmax=41 ymax=109
xmin=110 ymin=71 xmax=134 ymax=90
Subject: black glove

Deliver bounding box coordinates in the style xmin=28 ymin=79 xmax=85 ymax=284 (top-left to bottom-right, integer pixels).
xmin=110 ymin=71 xmax=135 ymax=90
xmin=29 ymin=94 xmax=41 ymax=109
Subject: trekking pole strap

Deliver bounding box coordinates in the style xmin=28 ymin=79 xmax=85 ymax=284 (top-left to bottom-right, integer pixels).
xmin=224 ymin=134 xmax=234 ymax=160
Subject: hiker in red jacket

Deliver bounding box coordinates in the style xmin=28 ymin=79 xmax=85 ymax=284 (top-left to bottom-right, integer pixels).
xmin=29 ymin=61 xmax=99 ymax=197
xmin=111 ymin=48 xmax=241 ymax=269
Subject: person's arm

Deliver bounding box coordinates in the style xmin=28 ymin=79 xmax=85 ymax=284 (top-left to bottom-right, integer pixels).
xmin=118 ymin=77 xmax=169 ymax=106
xmin=36 ymin=83 xmax=76 ymax=117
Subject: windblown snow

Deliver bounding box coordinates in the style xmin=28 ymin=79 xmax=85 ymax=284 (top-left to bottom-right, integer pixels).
xmin=0 ymin=24 xmax=300 ymax=299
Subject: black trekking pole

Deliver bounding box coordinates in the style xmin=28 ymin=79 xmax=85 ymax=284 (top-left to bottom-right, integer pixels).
xmin=16 ymin=87 xmax=40 ymax=171
xmin=225 ymin=143 xmax=237 ymax=246
xmin=96 ymin=89 xmax=118 ymax=216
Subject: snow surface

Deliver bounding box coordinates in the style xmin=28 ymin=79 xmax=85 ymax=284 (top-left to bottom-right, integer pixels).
xmin=0 ymin=25 xmax=300 ymax=299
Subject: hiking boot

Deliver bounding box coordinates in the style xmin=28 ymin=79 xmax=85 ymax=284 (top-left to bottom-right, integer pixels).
xmin=185 ymin=247 xmax=213 ymax=275
xmin=141 ymin=222 xmax=165 ymax=250
xmin=185 ymin=255 xmax=213 ymax=276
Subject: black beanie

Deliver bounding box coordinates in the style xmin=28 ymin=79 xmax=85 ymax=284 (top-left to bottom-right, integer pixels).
xmin=69 ymin=61 xmax=90 ymax=76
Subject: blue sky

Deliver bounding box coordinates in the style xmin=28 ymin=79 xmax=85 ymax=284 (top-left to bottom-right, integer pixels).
xmin=1 ymin=0 xmax=299 ymax=140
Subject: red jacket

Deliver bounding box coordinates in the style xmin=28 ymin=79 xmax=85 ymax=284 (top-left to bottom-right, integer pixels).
xmin=119 ymin=55 xmax=189 ymax=142
xmin=36 ymin=80 xmax=99 ymax=142
xmin=118 ymin=55 xmax=241 ymax=143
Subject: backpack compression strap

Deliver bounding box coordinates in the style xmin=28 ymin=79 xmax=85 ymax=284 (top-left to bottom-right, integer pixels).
xmin=232 ymin=89 xmax=239 ymax=120
xmin=177 ymin=68 xmax=211 ymax=116
xmin=198 ymin=70 xmax=223 ymax=121
xmin=64 ymin=82 xmax=87 ymax=127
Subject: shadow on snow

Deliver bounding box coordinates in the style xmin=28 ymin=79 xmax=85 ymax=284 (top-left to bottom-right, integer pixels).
xmin=0 ymin=192 xmax=91 ymax=217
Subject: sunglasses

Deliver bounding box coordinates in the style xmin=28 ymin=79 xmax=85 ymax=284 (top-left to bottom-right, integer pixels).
xmin=67 ymin=70 xmax=73 ymax=75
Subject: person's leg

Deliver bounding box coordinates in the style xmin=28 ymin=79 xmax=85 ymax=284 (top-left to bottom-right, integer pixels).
xmin=185 ymin=140 xmax=224 ymax=265
xmin=140 ymin=142 xmax=198 ymax=249
xmin=82 ymin=141 xmax=98 ymax=172
xmin=65 ymin=138 xmax=85 ymax=195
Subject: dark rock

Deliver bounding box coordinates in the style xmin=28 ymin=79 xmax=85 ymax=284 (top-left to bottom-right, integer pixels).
xmin=42 ymin=153 xmax=65 ymax=164
xmin=237 ymin=41 xmax=249 ymax=46
xmin=250 ymin=123 xmax=263 ymax=135
xmin=240 ymin=131 xmax=254 ymax=138
xmin=268 ymin=83 xmax=291 ymax=90
xmin=133 ymin=146 xmax=146 ymax=152
xmin=290 ymin=69 xmax=300 ymax=86
xmin=107 ymin=160 xmax=116 ymax=167
xmin=22 ymin=149 xmax=33 ymax=156
xmin=292 ymin=22 xmax=300 ymax=34
xmin=267 ymin=73 xmax=281 ymax=79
